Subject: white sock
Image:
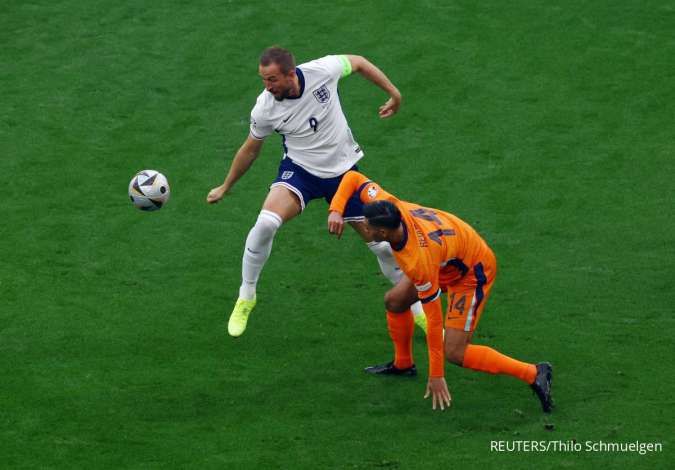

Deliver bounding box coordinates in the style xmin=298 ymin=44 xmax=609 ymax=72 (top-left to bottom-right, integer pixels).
xmin=367 ymin=241 xmax=403 ymax=284
xmin=410 ymin=301 xmax=424 ymax=317
xmin=239 ymin=210 xmax=283 ymax=300
xmin=367 ymin=241 xmax=425 ymax=317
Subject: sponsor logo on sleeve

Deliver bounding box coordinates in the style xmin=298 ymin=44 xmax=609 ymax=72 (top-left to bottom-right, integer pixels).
xmin=367 ymin=186 xmax=378 ymax=199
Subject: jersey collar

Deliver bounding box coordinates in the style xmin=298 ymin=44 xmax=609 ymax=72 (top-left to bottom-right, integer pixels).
xmin=287 ymin=67 xmax=305 ymax=100
xmin=391 ymin=221 xmax=408 ymax=252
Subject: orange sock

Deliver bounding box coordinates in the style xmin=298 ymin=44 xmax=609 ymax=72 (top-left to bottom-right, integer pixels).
xmin=386 ymin=310 xmax=414 ymax=369
xmin=462 ymin=344 xmax=537 ymax=384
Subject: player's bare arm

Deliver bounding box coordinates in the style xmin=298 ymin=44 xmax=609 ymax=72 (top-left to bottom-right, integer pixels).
xmin=327 ymin=210 xmax=345 ymax=239
xmin=207 ymin=135 xmax=264 ymax=203
xmin=345 ymin=55 xmax=402 ymax=118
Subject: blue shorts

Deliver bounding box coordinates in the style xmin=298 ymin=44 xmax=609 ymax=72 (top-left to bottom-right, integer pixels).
xmin=270 ymin=158 xmax=365 ymax=220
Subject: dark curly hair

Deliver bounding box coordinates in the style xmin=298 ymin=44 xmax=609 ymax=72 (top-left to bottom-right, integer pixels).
xmin=363 ymin=200 xmax=402 ymax=229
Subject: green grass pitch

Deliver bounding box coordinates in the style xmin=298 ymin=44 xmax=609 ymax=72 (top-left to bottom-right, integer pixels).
xmin=1 ymin=1 xmax=673 ymax=468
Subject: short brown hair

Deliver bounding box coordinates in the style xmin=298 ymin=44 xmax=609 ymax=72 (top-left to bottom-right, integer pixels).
xmin=259 ymin=46 xmax=295 ymax=74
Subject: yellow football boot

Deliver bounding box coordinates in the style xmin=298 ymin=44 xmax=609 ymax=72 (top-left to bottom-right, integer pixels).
xmin=227 ymin=297 xmax=256 ymax=337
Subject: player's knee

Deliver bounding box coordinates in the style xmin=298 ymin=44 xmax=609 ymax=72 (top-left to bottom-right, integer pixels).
xmin=384 ymin=291 xmax=408 ymax=313
xmin=252 ymin=210 xmax=283 ymax=240
xmin=445 ymin=345 xmax=466 ymax=366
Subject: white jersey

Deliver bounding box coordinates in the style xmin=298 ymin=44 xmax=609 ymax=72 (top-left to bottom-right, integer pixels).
xmin=249 ymin=55 xmax=364 ymax=178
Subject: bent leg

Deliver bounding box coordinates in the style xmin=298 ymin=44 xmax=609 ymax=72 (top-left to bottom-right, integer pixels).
xmin=443 ymin=328 xmax=473 ymax=365
xmin=239 ymin=186 xmax=301 ymax=299
xmin=262 ymin=185 xmax=303 ymax=222
xmin=461 ymin=342 xmax=537 ymax=384
xmin=384 ymin=276 xmax=419 ymax=313
xmin=444 ymin=274 xmax=537 ymax=384
xmin=387 ymin=310 xmax=414 ymax=369
xmin=350 ymin=220 xmax=427 ymax=325
xmin=444 ymin=323 xmax=536 ymax=385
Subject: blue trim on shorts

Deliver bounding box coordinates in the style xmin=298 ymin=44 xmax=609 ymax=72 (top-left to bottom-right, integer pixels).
xmin=473 ymin=262 xmax=487 ymax=312
xmin=271 ymin=158 xmax=364 ymax=219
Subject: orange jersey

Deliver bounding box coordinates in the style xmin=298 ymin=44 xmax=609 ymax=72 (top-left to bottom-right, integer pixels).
xmin=330 ymin=171 xmax=495 ymax=378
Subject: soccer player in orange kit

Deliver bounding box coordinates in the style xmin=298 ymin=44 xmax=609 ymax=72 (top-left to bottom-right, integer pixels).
xmin=327 ymin=170 xmax=553 ymax=412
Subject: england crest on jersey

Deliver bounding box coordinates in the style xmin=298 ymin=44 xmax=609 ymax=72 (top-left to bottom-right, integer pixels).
xmin=313 ymin=84 xmax=330 ymax=103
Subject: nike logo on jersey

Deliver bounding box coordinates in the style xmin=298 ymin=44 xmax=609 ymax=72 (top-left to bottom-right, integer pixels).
xmin=282 ymin=114 xmax=294 ymax=123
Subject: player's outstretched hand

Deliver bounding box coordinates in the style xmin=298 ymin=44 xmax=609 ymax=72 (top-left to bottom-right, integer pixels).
xmin=327 ymin=211 xmax=345 ymax=239
xmin=206 ymin=185 xmax=227 ymax=204
xmin=379 ymin=94 xmax=402 ymax=119
xmin=424 ymin=377 xmax=452 ymax=411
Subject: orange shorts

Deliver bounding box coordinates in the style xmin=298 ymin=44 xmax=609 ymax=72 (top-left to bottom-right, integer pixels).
xmin=442 ymin=260 xmax=496 ymax=332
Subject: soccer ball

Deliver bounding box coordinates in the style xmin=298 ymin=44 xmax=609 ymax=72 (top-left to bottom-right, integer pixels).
xmin=128 ymin=170 xmax=170 ymax=211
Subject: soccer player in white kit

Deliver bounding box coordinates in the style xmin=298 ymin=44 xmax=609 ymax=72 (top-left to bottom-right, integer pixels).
xmin=207 ymin=47 xmax=426 ymax=346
